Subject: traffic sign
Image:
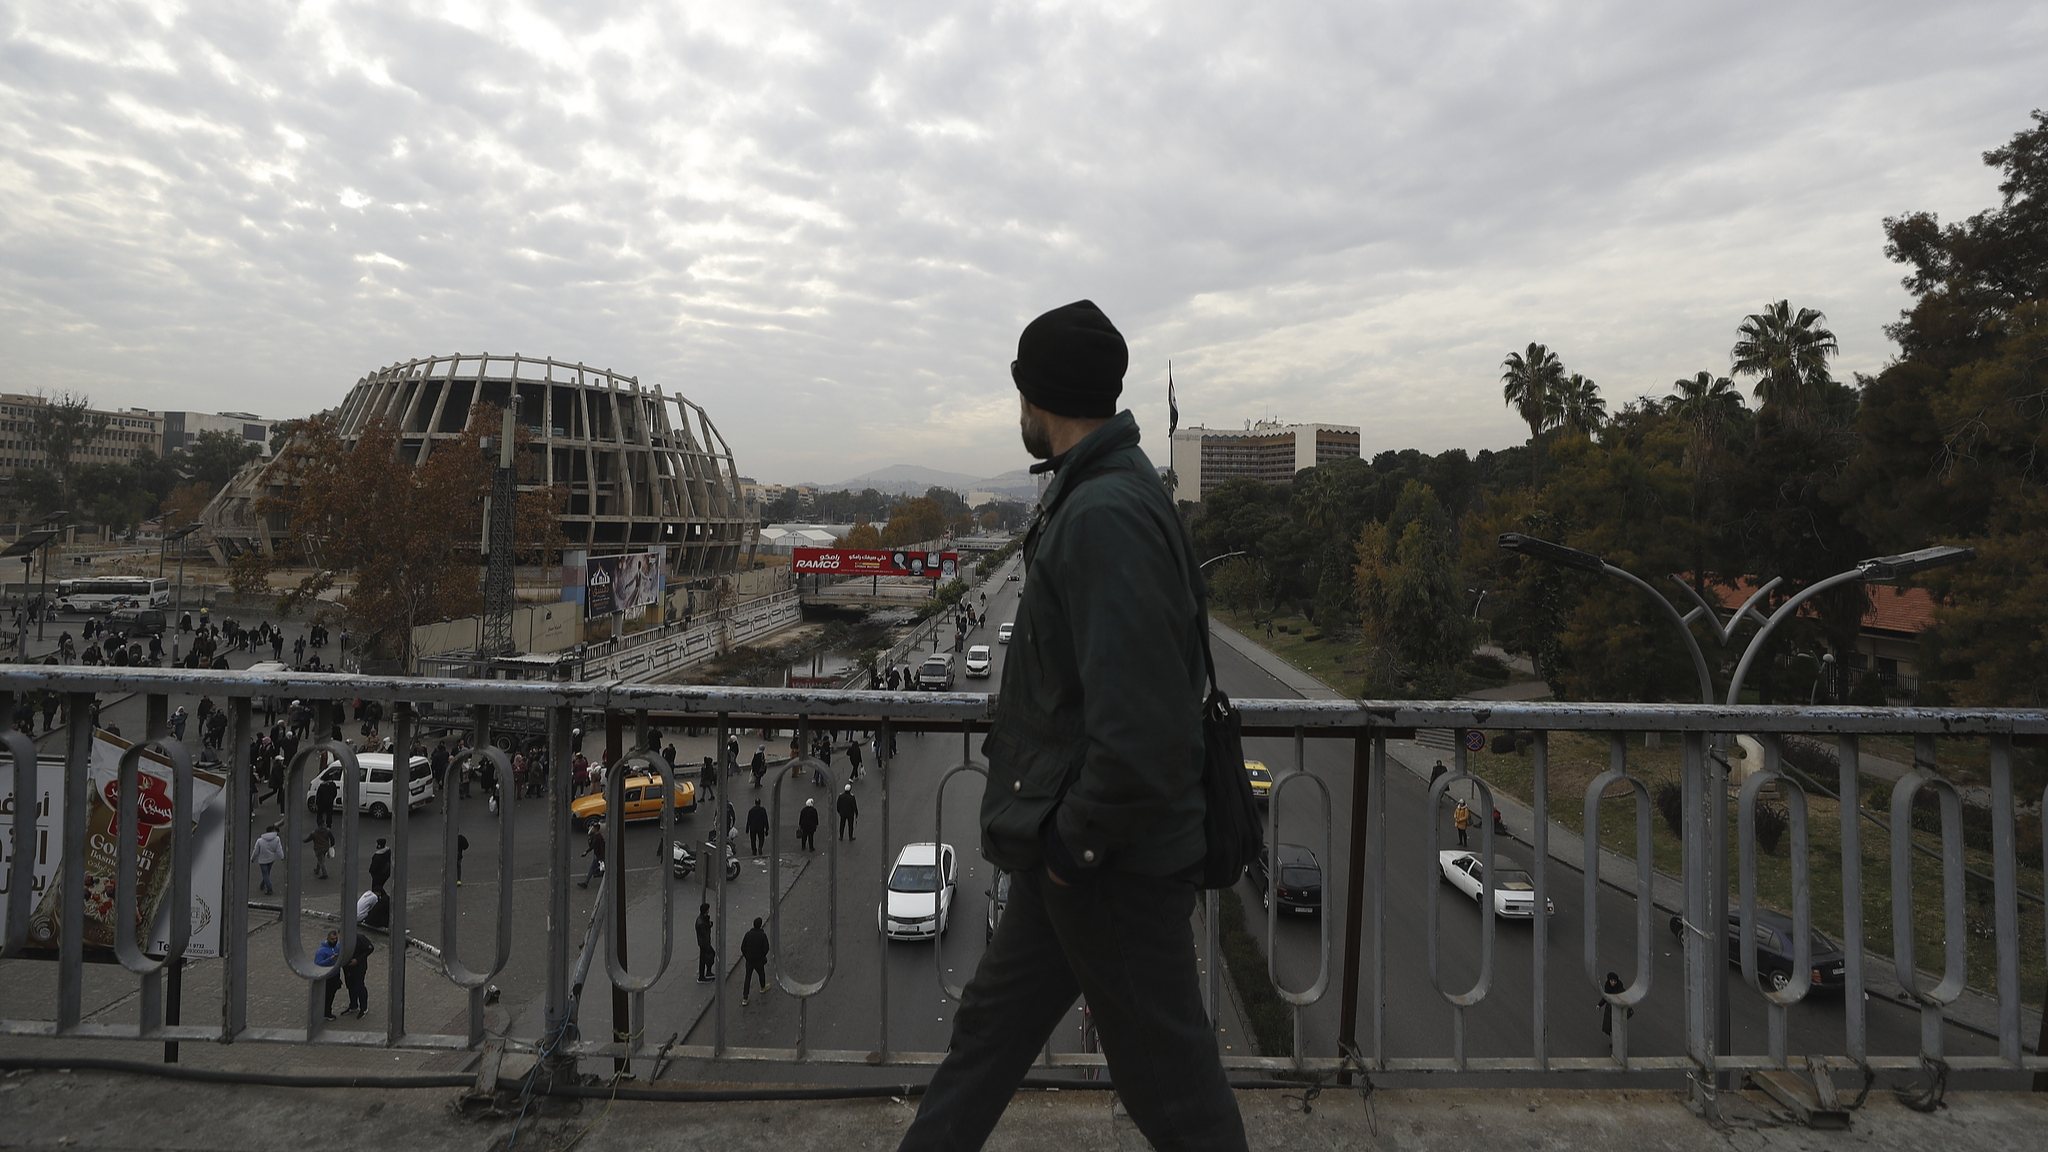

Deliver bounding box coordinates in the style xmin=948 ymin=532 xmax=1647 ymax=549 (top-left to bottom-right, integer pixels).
xmin=1464 ymin=729 xmax=1486 ymax=752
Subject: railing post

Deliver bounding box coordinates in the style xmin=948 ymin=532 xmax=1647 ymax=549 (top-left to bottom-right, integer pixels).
xmin=221 ymin=698 xmax=253 ymax=1045
xmin=1838 ymin=736 xmax=1867 ymax=1069
xmin=543 ymin=704 xmax=575 ymax=1079
xmin=1988 ymin=734 xmax=2021 ymax=1066
xmin=876 ymin=718 xmax=891 ymax=1064
xmin=386 ymin=700 xmax=413 ymax=1043
xmin=1336 ymin=726 xmax=1369 ymax=1084
xmin=1531 ymin=729 xmax=1549 ymax=1069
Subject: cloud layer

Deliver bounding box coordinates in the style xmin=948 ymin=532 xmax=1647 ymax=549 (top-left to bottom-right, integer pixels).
xmin=2 ymin=1 xmax=2043 ymax=481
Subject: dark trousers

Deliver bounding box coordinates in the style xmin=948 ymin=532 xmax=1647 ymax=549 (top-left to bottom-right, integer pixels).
xmin=323 ymin=972 xmax=343 ymax=1017
xmin=838 ymin=815 xmax=854 ymax=840
xmin=743 ymin=959 xmax=768 ymax=996
xmin=343 ymin=968 xmax=368 ymax=1014
xmin=698 ymin=947 xmax=716 ymax=980
xmin=749 ymin=830 xmax=766 ymax=855
xmin=898 ymin=868 xmax=1246 ymax=1152
xmin=798 ymin=829 xmax=815 ymax=851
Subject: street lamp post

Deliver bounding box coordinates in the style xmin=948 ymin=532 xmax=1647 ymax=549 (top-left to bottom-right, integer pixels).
xmin=34 ymin=510 xmax=67 ymax=646
xmin=1498 ymin=534 xmax=1976 ymax=1107
xmin=164 ymin=523 xmax=203 ymax=665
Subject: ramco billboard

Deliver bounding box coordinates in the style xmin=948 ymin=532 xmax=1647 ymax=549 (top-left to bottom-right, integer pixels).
xmin=792 ymin=548 xmax=958 ymax=579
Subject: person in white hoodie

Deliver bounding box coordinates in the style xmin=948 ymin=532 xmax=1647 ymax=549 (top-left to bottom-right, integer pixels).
xmin=250 ymin=823 xmax=285 ymax=895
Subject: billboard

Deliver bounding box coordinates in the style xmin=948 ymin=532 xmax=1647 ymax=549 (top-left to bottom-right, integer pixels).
xmin=2 ymin=731 xmax=228 ymax=959
xmin=585 ymin=550 xmax=664 ymax=617
xmin=792 ymin=549 xmax=960 ymax=579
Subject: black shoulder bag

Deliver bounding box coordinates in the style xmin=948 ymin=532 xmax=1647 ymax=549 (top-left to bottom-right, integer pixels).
xmin=1193 ymin=601 xmax=1265 ymax=889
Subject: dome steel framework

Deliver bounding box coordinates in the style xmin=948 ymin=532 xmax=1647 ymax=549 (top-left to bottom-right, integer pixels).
xmin=201 ymin=353 xmax=755 ymax=581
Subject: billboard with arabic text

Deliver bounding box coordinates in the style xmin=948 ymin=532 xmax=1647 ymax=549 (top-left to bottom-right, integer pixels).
xmin=792 ymin=549 xmax=958 ymax=579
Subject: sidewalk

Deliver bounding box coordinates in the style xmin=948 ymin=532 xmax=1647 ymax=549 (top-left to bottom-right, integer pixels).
xmin=1205 ymin=617 xmax=2044 ymax=1054
xmin=3 ymin=1065 xmax=2044 ymax=1151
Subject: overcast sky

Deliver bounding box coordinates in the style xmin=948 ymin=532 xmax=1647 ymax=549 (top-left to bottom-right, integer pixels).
xmin=2 ymin=2 xmax=2043 ymax=485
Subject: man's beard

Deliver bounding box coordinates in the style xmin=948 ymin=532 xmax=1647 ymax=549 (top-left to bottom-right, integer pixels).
xmin=1019 ymin=406 xmax=1055 ymax=459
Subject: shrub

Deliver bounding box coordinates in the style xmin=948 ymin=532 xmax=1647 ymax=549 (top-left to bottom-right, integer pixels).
xmin=1752 ymin=802 xmax=1789 ymax=854
xmin=1655 ymin=782 xmax=1686 ymax=841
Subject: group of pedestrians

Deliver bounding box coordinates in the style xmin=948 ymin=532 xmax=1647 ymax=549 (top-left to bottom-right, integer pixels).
xmin=693 ymin=902 xmax=774 ymax=1006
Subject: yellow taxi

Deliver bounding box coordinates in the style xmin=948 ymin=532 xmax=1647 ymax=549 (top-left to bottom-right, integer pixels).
xmin=1244 ymin=760 xmax=1274 ymax=806
xmin=571 ymin=773 xmax=697 ymax=829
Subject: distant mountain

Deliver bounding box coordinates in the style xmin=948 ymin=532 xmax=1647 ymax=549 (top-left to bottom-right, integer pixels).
xmin=801 ymin=463 xmax=995 ymax=495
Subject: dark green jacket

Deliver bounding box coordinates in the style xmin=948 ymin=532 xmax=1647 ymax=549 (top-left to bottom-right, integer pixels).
xmin=979 ymin=411 xmax=1207 ymax=878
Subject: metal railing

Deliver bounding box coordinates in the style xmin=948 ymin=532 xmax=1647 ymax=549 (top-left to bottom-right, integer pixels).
xmin=3 ymin=667 xmax=2045 ymax=1100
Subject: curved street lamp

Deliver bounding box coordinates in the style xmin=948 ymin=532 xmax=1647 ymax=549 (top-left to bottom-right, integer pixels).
xmin=1497 ymin=532 xmax=1974 ymax=1102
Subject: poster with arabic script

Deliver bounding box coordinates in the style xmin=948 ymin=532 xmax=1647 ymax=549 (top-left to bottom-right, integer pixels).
xmin=2 ymin=731 xmax=227 ymax=959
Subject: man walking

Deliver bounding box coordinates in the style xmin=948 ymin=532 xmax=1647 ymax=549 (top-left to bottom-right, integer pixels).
xmin=304 ymin=822 xmax=334 ymax=880
xmin=342 ymin=930 xmax=373 ymax=1017
xmin=745 ymin=799 xmax=770 ymax=856
xmin=317 ymin=929 xmax=345 ymax=1020
xmin=315 ymin=774 xmax=339 ymax=829
xmin=367 ymin=837 xmax=393 ymax=891
xmin=578 ymin=824 xmax=606 ymax=888
xmin=250 ymin=823 xmax=285 ymax=895
xmin=846 ymin=737 xmax=863 ymax=780
xmin=739 ymin=917 xmax=770 ymax=1006
xmin=797 ymin=798 xmax=820 ymax=851
xmin=695 ymin=903 xmax=717 ymax=982
xmin=896 ymin=301 xmax=1246 ymax=1152
xmin=834 ymin=783 xmax=858 ymax=841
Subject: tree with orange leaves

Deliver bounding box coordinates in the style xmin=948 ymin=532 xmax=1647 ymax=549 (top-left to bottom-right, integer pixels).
xmin=251 ymin=406 xmax=565 ymax=668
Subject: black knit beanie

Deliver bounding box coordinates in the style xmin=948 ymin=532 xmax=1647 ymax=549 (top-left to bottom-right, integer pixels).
xmin=1011 ymin=300 xmax=1127 ymax=418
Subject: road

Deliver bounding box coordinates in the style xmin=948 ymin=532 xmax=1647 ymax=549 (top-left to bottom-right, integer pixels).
xmin=33 ymin=565 xmax=2023 ymax=1090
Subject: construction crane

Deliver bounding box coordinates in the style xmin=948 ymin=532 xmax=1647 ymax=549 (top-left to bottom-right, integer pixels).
xmin=479 ymin=398 xmax=517 ymax=657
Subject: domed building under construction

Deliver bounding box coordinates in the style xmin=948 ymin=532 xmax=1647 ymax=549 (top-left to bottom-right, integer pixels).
xmin=200 ymin=353 xmax=754 ymax=582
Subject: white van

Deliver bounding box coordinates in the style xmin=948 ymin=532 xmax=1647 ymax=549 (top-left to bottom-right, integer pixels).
xmin=917 ymin=654 xmax=956 ymax=690
xmin=305 ymin=753 xmax=435 ymax=819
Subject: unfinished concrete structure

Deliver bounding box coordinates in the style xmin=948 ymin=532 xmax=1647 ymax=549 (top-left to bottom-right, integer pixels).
xmin=200 ymin=353 xmax=753 ymax=581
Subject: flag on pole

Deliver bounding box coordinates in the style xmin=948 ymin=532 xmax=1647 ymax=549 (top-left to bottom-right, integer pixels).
xmin=1167 ymin=362 xmax=1179 ymax=436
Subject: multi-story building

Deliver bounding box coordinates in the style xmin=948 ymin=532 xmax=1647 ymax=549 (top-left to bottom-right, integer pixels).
xmin=1168 ymin=421 xmax=1360 ymax=502
xmin=159 ymin=410 xmax=275 ymax=458
xmin=0 ymin=395 xmax=163 ymax=478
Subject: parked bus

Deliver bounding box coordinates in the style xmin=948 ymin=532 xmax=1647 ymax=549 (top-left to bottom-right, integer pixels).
xmin=54 ymin=577 xmax=171 ymax=613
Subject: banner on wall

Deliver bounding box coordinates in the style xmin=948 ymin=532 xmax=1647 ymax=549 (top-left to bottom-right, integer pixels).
xmin=586 ymin=551 xmax=664 ymax=617
xmin=792 ymin=548 xmax=959 ymax=578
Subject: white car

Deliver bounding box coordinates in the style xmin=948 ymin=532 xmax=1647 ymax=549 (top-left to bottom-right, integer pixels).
xmin=964 ymin=645 xmax=992 ymax=677
xmin=306 ymin=753 xmax=436 ymax=819
xmin=1437 ymin=851 xmax=1555 ymax=919
xmin=997 ymin=622 xmax=1015 ymax=645
xmin=879 ymin=842 xmax=956 ymax=941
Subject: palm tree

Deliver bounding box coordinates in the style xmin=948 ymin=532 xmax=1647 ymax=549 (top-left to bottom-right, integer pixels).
xmin=1665 ymin=371 xmax=1747 ymax=590
xmin=1732 ymin=300 xmax=1838 ymax=423
xmin=1501 ymin=343 xmax=1567 ymax=486
xmin=1550 ymin=373 xmax=1606 ymax=438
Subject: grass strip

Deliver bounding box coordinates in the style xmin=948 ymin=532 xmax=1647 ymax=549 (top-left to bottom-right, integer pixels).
xmin=1214 ymin=886 xmax=1295 ymax=1057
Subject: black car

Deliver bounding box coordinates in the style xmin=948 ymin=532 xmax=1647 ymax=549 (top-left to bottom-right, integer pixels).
xmin=1668 ymin=909 xmax=1847 ymax=993
xmin=1247 ymin=842 xmax=1323 ymax=916
xmin=107 ymin=607 xmax=167 ymax=636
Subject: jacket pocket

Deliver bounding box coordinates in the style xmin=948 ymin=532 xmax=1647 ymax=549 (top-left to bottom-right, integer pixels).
xmin=979 ymin=720 xmax=1083 ymax=869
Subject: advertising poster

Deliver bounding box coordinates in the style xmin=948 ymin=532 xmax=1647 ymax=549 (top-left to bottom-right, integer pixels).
xmin=792 ymin=549 xmax=960 ymax=579
xmin=585 ymin=551 xmax=663 ymax=617
xmin=1 ymin=731 xmax=228 ymax=959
